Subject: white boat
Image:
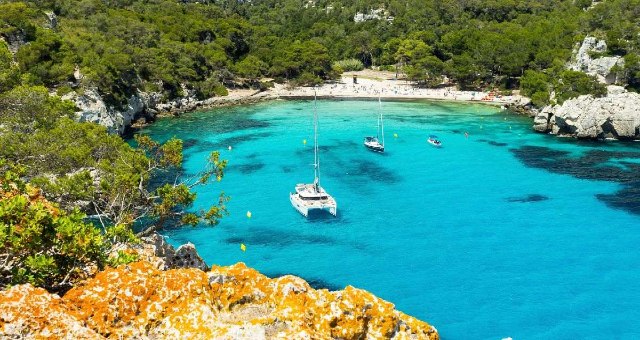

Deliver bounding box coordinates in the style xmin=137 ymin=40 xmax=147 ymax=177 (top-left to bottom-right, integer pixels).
xmin=427 ymin=135 xmax=442 ymax=147
xmin=290 ymin=90 xmax=337 ymax=217
xmin=364 ymin=96 xmax=385 ymax=152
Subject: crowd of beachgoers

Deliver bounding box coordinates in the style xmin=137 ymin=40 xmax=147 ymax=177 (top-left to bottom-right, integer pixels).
xmin=215 ymin=70 xmax=529 ymax=107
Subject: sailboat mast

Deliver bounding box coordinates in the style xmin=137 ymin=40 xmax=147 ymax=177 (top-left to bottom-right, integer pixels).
xmin=379 ymin=96 xmax=384 ymax=146
xmin=313 ymin=88 xmax=320 ymax=188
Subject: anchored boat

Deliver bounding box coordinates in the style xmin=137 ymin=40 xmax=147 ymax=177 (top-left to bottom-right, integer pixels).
xmin=290 ymin=90 xmax=337 ymax=217
xmin=364 ymin=96 xmax=385 ymax=153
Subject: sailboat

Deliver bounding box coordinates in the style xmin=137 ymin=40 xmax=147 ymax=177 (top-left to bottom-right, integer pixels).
xmin=290 ymin=90 xmax=337 ymax=217
xmin=364 ymin=96 xmax=385 ymax=152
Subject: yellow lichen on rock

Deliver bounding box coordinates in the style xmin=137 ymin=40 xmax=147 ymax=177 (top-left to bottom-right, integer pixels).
xmin=1 ymin=261 xmax=439 ymax=339
xmin=0 ymin=284 xmax=100 ymax=339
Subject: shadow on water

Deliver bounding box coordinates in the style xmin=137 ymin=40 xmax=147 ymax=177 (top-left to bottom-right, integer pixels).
xmin=511 ymin=145 xmax=640 ymax=215
xmin=263 ymin=271 xmax=343 ymax=291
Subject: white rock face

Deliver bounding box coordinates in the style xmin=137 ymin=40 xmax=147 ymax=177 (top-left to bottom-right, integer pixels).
xmin=568 ymin=36 xmax=623 ymax=84
xmin=536 ymin=86 xmax=640 ymax=139
xmin=63 ymin=88 xmax=161 ymax=134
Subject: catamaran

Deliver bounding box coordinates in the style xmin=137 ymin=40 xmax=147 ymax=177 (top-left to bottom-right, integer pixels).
xmin=290 ymin=90 xmax=337 ymax=217
xmin=364 ymin=96 xmax=385 ymax=152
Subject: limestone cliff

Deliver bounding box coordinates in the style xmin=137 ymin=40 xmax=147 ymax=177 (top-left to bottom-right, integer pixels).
xmin=1 ymin=261 xmax=439 ymax=339
xmin=534 ymin=85 xmax=640 ymax=139
xmin=568 ymin=36 xmax=623 ymax=85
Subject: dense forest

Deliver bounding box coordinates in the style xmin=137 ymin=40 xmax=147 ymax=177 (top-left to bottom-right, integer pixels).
xmin=1 ymin=0 xmax=639 ymax=291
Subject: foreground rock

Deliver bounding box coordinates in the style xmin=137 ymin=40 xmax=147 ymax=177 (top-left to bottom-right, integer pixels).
xmin=534 ymin=86 xmax=640 ymax=139
xmin=1 ymin=261 xmax=439 ymax=339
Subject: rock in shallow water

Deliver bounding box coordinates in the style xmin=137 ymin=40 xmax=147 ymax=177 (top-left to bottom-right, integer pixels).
xmin=537 ymin=86 xmax=640 ymax=139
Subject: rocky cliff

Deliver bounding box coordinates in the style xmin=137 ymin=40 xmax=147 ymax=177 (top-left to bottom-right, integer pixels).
xmin=568 ymin=36 xmax=623 ymax=84
xmin=1 ymin=250 xmax=439 ymax=339
xmin=63 ymin=87 xmax=269 ymax=135
xmin=534 ymin=85 xmax=640 ymax=139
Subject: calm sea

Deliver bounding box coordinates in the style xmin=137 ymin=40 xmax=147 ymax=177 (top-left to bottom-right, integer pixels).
xmin=138 ymin=99 xmax=640 ymax=339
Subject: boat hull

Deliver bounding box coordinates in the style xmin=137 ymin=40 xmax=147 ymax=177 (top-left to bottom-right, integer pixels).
xmin=364 ymin=143 xmax=385 ymax=152
xmin=364 ymin=137 xmax=384 ymax=153
xmin=290 ymin=192 xmax=337 ymax=217
xmin=427 ymin=139 xmax=442 ymax=148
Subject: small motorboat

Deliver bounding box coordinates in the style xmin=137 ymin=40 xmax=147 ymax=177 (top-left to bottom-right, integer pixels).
xmin=427 ymin=135 xmax=442 ymax=147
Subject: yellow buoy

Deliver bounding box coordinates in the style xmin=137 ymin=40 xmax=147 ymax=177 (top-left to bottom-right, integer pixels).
xmin=246 ymin=211 xmax=252 ymax=218
xmin=240 ymin=243 xmax=246 ymax=252
xmin=393 ymin=133 xmax=398 ymax=138
xmin=303 ymin=139 xmax=307 ymax=145
xmin=216 ymin=175 xmax=222 ymax=182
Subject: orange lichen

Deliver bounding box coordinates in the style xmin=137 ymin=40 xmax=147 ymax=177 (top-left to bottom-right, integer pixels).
xmin=1 ymin=261 xmax=439 ymax=339
xmin=0 ymin=285 xmax=100 ymax=339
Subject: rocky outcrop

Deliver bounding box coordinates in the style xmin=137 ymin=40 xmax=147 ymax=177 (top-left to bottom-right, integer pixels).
xmin=63 ymin=85 xmax=269 ymax=134
xmin=114 ymin=233 xmax=209 ymax=272
xmin=535 ymin=86 xmax=640 ymax=139
xmin=568 ymin=36 xmax=623 ymax=84
xmin=1 ymin=261 xmax=439 ymax=339
xmin=62 ymin=89 xmax=132 ymax=134
xmin=0 ymin=29 xmax=26 ymax=55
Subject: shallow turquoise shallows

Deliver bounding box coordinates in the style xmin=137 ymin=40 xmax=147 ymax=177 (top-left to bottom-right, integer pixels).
xmin=137 ymin=99 xmax=640 ymax=340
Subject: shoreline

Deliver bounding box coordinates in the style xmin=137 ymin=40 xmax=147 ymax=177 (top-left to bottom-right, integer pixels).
xmin=169 ymin=72 xmax=530 ymax=115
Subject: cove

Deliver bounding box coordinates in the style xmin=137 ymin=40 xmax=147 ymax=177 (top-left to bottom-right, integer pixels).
xmin=137 ymin=99 xmax=640 ymax=339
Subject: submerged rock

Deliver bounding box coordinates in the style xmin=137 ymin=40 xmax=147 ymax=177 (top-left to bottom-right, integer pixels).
xmin=0 ymin=261 xmax=439 ymax=339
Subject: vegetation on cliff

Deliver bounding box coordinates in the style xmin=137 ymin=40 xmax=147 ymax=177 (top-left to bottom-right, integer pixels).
xmin=0 ymin=86 xmax=228 ymax=291
xmin=2 ymin=0 xmax=638 ymax=106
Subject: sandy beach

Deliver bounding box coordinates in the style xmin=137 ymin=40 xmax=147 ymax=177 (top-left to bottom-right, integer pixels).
xmin=190 ymin=70 xmax=531 ymax=113
xmin=266 ymin=70 xmax=529 ymax=106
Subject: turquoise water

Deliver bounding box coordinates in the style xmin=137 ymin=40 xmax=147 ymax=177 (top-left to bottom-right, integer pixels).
xmin=138 ymin=100 xmax=640 ymax=339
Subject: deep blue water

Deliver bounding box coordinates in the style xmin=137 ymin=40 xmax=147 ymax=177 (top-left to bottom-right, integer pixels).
xmin=138 ymin=100 xmax=640 ymax=339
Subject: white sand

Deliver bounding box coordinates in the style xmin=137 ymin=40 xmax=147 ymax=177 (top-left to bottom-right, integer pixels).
xmin=214 ymin=70 xmax=530 ymax=107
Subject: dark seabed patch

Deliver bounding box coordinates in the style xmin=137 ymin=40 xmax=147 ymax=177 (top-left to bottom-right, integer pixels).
xmin=324 ymin=158 xmax=400 ymax=187
xmin=477 ymin=138 xmax=508 ymax=147
xmin=182 ymin=138 xmax=199 ymax=149
xmin=511 ymin=145 xmax=640 ymax=215
xmin=224 ymin=228 xmax=335 ymax=248
xmin=281 ymin=165 xmax=295 ymax=173
xmin=506 ymin=194 xmax=549 ymax=203
xmin=213 ymin=132 xmax=273 ymax=148
xmin=264 ymin=272 xmax=342 ymax=291
xmin=348 ymin=159 xmax=400 ymax=184
xmin=596 ymin=182 xmax=640 ymax=215
xmin=235 ymin=163 xmax=265 ymax=174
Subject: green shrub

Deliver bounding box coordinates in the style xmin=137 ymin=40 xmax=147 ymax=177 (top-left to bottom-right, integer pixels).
xmin=554 ymin=70 xmax=607 ymax=104
xmin=332 ymin=59 xmax=364 ymax=72
xmin=0 ymin=172 xmax=107 ymax=292
xmin=56 ymin=85 xmax=74 ymax=97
